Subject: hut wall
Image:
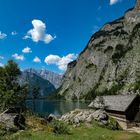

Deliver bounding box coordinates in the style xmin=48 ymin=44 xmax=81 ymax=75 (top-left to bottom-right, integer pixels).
xmin=106 ymin=110 xmax=126 ymax=119
xmin=125 ymin=96 xmax=140 ymax=121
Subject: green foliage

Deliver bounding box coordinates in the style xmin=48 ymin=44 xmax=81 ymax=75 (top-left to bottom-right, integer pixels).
xmin=96 ymin=116 xmax=121 ymax=130
xmin=46 ymin=86 xmax=64 ymax=100
xmin=2 ymin=121 xmax=140 ymax=140
xmin=0 ymin=60 xmax=28 ymax=111
xmin=50 ymin=120 xmax=70 ymax=135
xmin=32 ymin=85 xmax=40 ymax=99
xmin=112 ymin=44 xmax=125 ymax=63
xmin=129 ymin=23 xmax=140 ymax=43
xmin=107 ymin=117 xmax=122 ymax=130
xmin=85 ymin=82 xmax=123 ymax=100
xmin=127 ymin=81 xmax=140 ymax=92
xmin=86 ymin=63 xmax=97 ymax=70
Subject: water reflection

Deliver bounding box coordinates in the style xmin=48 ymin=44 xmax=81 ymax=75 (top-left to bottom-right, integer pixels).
xmin=26 ymin=100 xmax=89 ymax=116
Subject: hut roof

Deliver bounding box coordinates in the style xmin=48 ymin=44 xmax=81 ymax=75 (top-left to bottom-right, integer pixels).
xmin=89 ymin=95 xmax=138 ymax=112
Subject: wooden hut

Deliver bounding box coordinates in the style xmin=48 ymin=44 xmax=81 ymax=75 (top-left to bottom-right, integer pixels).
xmin=89 ymin=95 xmax=140 ymax=129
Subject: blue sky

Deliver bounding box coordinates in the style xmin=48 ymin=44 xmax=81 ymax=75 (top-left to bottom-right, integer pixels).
xmin=0 ymin=0 xmax=135 ymax=73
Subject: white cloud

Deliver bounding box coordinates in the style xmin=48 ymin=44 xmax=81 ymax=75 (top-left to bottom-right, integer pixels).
xmin=0 ymin=63 xmax=3 ymax=67
xmin=110 ymin=0 xmax=119 ymax=5
xmin=12 ymin=53 xmax=24 ymax=61
xmin=44 ymin=53 xmax=78 ymax=71
xmin=0 ymin=31 xmax=7 ymax=39
xmin=0 ymin=56 xmax=4 ymax=59
xmin=11 ymin=31 xmax=18 ymax=36
xmin=33 ymin=56 xmax=41 ymax=63
xmin=22 ymin=47 xmax=32 ymax=53
xmin=24 ymin=19 xmax=56 ymax=44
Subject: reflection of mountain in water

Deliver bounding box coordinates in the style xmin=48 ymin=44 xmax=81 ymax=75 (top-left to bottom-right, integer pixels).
xmin=26 ymin=100 xmax=89 ymax=116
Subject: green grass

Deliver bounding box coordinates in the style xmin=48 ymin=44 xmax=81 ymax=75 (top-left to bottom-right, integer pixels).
xmin=2 ymin=123 xmax=140 ymax=140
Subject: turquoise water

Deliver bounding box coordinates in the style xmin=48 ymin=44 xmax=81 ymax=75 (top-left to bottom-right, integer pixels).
xmin=26 ymin=100 xmax=89 ymax=116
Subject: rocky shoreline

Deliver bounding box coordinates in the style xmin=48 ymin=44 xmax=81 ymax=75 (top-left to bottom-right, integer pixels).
xmin=59 ymin=109 xmax=120 ymax=129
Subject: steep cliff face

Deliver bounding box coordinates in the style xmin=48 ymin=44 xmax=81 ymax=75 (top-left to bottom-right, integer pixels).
xmin=58 ymin=0 xmax=140 ymax=100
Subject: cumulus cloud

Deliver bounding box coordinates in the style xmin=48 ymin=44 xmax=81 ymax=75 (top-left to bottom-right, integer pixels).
xmin=24 ymin=19 xmax=56 ymax=44
xmin=11 ymin=31 xmax=18 ymax=36
xmin=44 ymin=53 xmax=78 ymax=71
xmin=110 ymin=0 xmax=119 ymax=5
xmin=12 ymin=53 xmax=24 ymax=61
xmin=33 ymin=56 xmax=41 ymax=63
xmin=0 ymin=31 xmax=7 ymax=39
xmin=22 ymin=47 xmax=32 ymax=53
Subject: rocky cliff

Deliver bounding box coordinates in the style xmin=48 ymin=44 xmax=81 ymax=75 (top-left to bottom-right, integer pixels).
xmin=58 ymin=0 xmax=140 ymax=100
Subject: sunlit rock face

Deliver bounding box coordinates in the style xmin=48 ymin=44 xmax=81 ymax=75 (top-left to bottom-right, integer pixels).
xmin=58 ymin=0 xmax=140 ymax=100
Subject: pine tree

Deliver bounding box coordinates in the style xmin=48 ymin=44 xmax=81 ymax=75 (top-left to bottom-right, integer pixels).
xmin=0 ymin=60 xmax=28 ymax=111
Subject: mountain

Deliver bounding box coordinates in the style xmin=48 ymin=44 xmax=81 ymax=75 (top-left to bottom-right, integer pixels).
xmin=58 ymin=0 xmax=140 ymax=100
xmin=24 ymin=68 xmax=62 ymax=88
xmin=37 ymin=69 xmax=62 ymax=89
xmin=20 ymin=68 xmax=62 ymax=97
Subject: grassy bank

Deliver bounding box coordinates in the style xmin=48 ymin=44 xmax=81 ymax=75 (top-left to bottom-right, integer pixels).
xmin=2 ymin=121 xmax=140 ymax=140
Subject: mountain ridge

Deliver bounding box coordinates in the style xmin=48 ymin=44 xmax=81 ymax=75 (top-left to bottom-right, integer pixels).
xmin=58 ymin=0 xmax=140 ymax=100
xmin=19 ymin=68 xmax=62 ymax=97
xmin=24 ymin=68 xmax=62 ymax=89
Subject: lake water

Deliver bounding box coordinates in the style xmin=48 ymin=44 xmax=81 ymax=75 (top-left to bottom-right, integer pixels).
xmin=26 ymin=100 xmax=90 ymax=117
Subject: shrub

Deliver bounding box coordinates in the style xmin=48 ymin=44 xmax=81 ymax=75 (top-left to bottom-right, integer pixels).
xmin=112 ymin=44 xmax=125 ymax=63
xmin=127 ymin=81 xmax=140 ymax=92
xmin=50 ymin=120 xmax=70 ymax=135
xmin=107 ymin=117 xmax=122 ymax=130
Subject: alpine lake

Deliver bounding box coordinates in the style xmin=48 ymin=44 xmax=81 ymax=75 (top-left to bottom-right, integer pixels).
xmin=26 ymin=100 xmax=90 ymax=117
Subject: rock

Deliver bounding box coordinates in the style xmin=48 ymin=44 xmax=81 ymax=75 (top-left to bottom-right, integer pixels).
xmin=73 ymin=117 xmax=80 ymax=124
xmin=88 ymin=97 xmax=106 ymax=109
xmin=60 ymin=109 xmax=121 ymax=129
xmin=0 ymin=112 xmax=26 ymax=132
xmin=58 ymin=0 xmax=140 ymax=100
xmin=92 ymin=110 xmax=108 ymax=122
xmin=98 ymin=113 xmax=108 ymax=121
xmin=39 ymin=118 xmax=48 ymax=125
xmin=86 ymin=115 xmax=93 ymax=123
xmin=100 ymin=120 xmax=108 ymax=125
xmin=60 ymin=109 xmax=109 ymax=125
xmin=46 ymin=114 xmax=57 ymax=122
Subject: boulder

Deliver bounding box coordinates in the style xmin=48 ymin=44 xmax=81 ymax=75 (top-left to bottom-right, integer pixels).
xmin=46 ymin=114 xmax=57 ymax=122
xmin=86 ymin=115 xmax=93 ymax=123
xmin=60 ymin=109 xmax=109 ymax=126
xmin=0 ymin=111 xmax=25 ymax=132
xmin=92 ymin=109 xmax=108 ymax=121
